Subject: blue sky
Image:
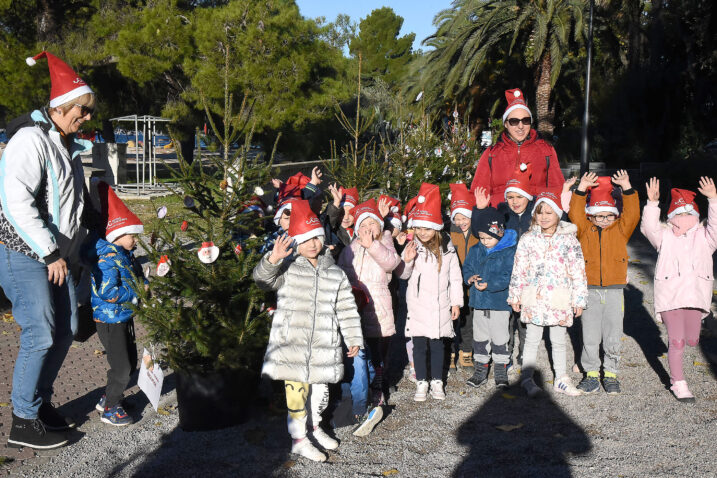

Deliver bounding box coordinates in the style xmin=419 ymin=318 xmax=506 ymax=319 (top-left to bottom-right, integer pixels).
xmin=296 ymin=0 xmax=454 ymax=51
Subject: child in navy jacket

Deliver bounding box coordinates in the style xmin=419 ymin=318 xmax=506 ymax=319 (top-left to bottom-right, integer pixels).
xmin=462 ymin=207 xmax=517 ymax=388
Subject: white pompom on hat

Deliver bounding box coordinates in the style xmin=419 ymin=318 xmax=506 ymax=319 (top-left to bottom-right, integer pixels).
xmin=502 ymin=88 xmax=533 ymax=123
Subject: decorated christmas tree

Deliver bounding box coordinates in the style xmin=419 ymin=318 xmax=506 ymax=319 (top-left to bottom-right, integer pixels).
xmin=132 ymin=47 xmax=277 ymax=377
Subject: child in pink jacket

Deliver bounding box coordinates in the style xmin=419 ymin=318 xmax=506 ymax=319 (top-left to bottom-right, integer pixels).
xmin=397 ymin=183 xmax=464 ymax=401
xmin=640 ymin=176 xmax=717 ymax=402
xmin=338 ymin=199 xmax=401 ymax=409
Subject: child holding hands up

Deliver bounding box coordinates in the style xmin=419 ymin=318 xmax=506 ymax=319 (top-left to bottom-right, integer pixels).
xmin=640 ymin=177 xmax=717 ymax=402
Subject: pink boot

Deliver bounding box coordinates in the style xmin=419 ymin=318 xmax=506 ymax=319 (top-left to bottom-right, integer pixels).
xmin=670 ymin=380 xmax=695 ymax=403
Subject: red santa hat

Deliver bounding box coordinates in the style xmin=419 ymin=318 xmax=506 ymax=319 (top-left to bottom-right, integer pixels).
xmin=97 ymin=181 xmax=143 ymax=243
xmin=273 ymin=197 xmax=298 ymax=227
xmin=403 ymin=183 xmax=443 ymax=230
xmin=354 ymin=199 xmax=384 ymax=232
xmin=277 ymin=172 xmax=310 ymax=203
xmin=379 ymin=194 xmax=402 ymax=230
xmin=586 ymin=176 xmax=619 ymax=216
xmin=241 ymin=195 xmax=267 ymax=217
xmin=532 ymin=189 xmax=563 ymax=217
xmin=504 ymin=162 xmax=534 ymax=200
xmin=667 ymin=188 xmax=699 ymax=219
xmin=26 ymin=51 xmax=93 ymax=108
xmin=502 ymin=88 xmax=532 ymax=123
xmin=288 ymin=199 xmax=325 ymax=244
xmin=339 ymin=186 xmax=360 ymax=209
xmin=449 ymin=183 xmax=475 ymax=221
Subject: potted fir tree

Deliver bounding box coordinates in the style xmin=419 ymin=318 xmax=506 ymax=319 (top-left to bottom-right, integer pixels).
xmin=133 ymin=46 xmax=278 ymax=431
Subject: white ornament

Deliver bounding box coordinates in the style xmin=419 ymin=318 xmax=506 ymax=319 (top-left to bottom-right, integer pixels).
xmin=417 ymin=195 xmax=426 ymax=204
xmin=156 ymin=256 xmax=171 ymax=277
xmin=156 ymin=206 xmax=168 ymax=219
xmin=198 ymin=241 xmax=219 ymax=264
xmin=254 ymin=186 xmax=264 ymax=196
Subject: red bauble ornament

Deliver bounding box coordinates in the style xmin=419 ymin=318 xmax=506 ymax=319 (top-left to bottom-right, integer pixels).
xmin=180 ymin=220 xmax=188 ymax=231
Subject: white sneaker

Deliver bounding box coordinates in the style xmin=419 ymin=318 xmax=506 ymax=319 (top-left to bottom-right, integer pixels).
xmin=352 ymin=406 xmax=383 ymax=437
xmin=311 ymin=426 xmax=338 ymax=450
xmin=429 ymin=380 xmax=446 ymax=400
xmin=554 ymin=375 xmax=581 ymax=397
xmin=521 ymin=377 xmax=543 ymax=398
xmin=414 ymin=380 xmax=429 ymax=402
xmin=291 ymin=438 xmax=327 ymax=462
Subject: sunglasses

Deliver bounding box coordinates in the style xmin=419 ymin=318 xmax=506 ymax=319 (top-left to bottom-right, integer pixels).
xmin=74 ymin=104 xmax=95 ymax=116
xmin=506 ymin=117 xmax=531 ymax=126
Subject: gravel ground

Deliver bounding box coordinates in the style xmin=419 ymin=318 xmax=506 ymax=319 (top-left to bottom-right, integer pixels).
xmin=7 ymin=235 xmax=717 ymax=478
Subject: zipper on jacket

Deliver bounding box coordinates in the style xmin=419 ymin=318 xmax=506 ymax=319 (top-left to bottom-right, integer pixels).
xmin=417 ymin=274 xmax=421 ymax=295
xmin=306 ymin=267 xmax=319 ymax=381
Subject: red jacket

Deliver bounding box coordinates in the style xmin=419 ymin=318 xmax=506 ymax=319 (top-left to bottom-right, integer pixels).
xmin=470 ymin=130 xmax=565 ymax=207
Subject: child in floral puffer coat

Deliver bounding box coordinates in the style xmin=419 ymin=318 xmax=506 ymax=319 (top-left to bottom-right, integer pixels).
xmin=640 ymin=177 xmax=717 ymax=402
xmin=508 ymin=190 xmax=588 ymax=398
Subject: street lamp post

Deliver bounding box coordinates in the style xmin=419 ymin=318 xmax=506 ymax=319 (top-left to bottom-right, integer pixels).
xmin=580 ymin=0 xmax=595 ymax=176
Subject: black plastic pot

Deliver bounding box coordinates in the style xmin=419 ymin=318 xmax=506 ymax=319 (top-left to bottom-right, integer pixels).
xmin=176 ymin=368 xmax=258 ymax=431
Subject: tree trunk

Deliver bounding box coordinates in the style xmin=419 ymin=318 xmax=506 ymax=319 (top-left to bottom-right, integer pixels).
xmin=535 ymin=53 xmax=554 ymax=139
xmin=36 ymin=0 xmax=57 ymax=42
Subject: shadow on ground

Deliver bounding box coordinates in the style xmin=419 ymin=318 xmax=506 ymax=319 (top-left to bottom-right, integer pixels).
xmin=453 ymin=371 xmax=591 ymax=478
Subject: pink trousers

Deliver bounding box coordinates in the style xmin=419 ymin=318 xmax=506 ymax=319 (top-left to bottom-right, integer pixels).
xmin=661 ymin=308 xmax=702 ymax=382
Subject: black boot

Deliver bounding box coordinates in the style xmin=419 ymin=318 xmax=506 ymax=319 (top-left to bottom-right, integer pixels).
xmin=494 ymin=363 xmax=509 ymax=388
xmin=39 ymin=402 xmax=76 ymax=431
xmin=466 ymin=362 xmax=489 ymax=388
xmin=8 ymin=413 xmax=68 ymax=449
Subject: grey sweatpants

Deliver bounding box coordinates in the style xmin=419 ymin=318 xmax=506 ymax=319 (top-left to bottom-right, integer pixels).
xmin=472 ymin=309 xmax=511 ymax=364
xmin=581 ymin=288 xmax=624 ymax=374
xmin=521 ymin=323 xmax=568 ymax=380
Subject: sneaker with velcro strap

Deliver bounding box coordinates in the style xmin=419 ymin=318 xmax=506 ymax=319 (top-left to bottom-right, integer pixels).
xmin=602 ymin=376 xmax=621 ymax=395
xmin=577 ymin=375 xmax=601 ymax=394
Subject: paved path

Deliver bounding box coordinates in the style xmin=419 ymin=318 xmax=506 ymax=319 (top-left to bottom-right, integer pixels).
xmin=1 ymin=233 xmax=716 ymax=477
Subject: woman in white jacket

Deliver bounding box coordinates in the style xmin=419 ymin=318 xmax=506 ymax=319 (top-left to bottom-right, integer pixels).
xmin=0 ymin=51 xmax=98 ymax=450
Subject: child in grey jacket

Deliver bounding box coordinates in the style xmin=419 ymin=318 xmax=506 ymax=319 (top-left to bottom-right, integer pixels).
xmin=253 ymin=199 xmax=363 ymax=462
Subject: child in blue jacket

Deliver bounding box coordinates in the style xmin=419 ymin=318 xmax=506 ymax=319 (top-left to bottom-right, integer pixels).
xmin=463 ymin=207 xmax=517 ymax=388
xmin=86 ymin=182 xmax=146 ymax=426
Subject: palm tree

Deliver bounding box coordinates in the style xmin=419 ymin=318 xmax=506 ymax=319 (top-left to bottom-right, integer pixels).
xmin=421 ymin=0 xmax=586 ymax=137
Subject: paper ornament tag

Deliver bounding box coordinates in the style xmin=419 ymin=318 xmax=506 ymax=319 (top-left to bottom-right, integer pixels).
xmin=156 ymin=255 xmax=171 ymax=277
xmin=180 ymin=220 xmax=188 ymax=232
xmin=157 ymin=206 xmax=167 ymax=219
xmin=198 ymin=241 xmax=219 ymax=264
xmin=234 ymin=243 xmax=242 ymax=256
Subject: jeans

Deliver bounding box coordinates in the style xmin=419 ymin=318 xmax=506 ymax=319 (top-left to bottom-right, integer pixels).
xmin=342 ymin=346 xmax=375 ymax=417
xmin=0 ymin=245 xmax=78 ymax=419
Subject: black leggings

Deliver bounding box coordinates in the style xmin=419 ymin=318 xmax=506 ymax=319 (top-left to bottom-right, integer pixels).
xmin=412 ymin=337 xmax=444 ymax=381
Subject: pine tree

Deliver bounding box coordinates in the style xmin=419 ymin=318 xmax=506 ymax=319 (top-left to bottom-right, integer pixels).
xmin=132 ymin=41 xmax=277 ymax=375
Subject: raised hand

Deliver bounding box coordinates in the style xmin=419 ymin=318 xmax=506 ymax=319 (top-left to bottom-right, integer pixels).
xmin=645 ymin=177 xmax=660 ymax=202
xmin=396 ymin=231 xmax=407 ymax=246
xmin=378 ymin=196 xmax=390 ymax=218
xmin=403 ymin=240 xmax=417 ymax=262
xmin=612 ymin=169 xmax=632 ymax=190
xmin=268 ymin=234 xmax=294 ymax=264
xmin=310 ymin=166 xmax=323 ymax=186
xmin=562 ymin=176 xmax=577 ymax=193
xmin=271 ymin=178 xmax=283 ymax=189
xmin=577 ymin=172 xmax=599 ymax=192
xmin=698 ymin=176 xmax=717 ymax=199
xmin=474 ymin=187 xmax=491 ymax=209
xmin=357 ymin=227 xmax=374 ymax=249
xmin=328 ymin=182 xmax=342 ymax=207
